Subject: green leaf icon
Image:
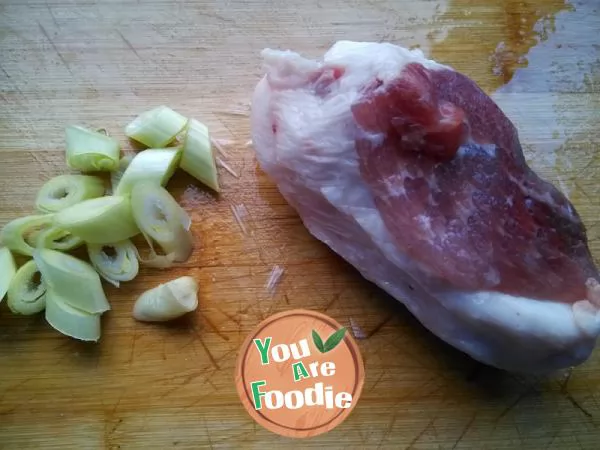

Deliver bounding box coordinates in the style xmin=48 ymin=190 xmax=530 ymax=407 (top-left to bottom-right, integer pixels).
xmin=312 ymin=329 xmax=325 ymax=353
xmin=323 ymin=327 xmax=347 ymax=353
xmin=312 ymin=327 xmax=347 ymax=353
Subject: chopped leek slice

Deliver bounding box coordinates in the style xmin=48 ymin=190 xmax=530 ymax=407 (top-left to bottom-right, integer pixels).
xmin=125 ymin=106 xmax=188 ymax=148
xmin=133 ymin=276 xmax=198 ymax=322
xmin=114 ymin=148 xmax=181 ymax=196
xmin=54 ymin=195 xmax=139 ymax=244
xmin=45 ymin=290 xmax=101 ymax=342
xmin=1 ymin=215 xmax=54 ymax=256
xmin=35 ymin=175 xmax=105 ymax=213
xmin=33 ymin=249 xmax=110 ymax=314
xmin=7 ymin=260 xmax=46 ymax=315
xmin=65 ymin=125 xmax=120 ymax=172
xmin=87 ymin=240 xmax=139 ymax=287
xmin=0 ymin=248 xmax=17 ymax=302
xmin=34 ymin=225 xmax=84 ymax=251
xmin=110 ymin=154 xmax=134 ymax=194
xmin=180 ymin=119 xmax=220 ymax=192
xmin=131 ymin=183 xmax=193 ymax=262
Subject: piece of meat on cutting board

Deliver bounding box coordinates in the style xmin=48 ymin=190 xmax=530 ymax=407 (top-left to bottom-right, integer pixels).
xmin=251 ymin=41 xmax=600 ymax=373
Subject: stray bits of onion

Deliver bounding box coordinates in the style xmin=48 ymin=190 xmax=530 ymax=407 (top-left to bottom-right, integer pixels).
xmin=54 ymin=195 xmax=139 ymax=244
xmin=65 ymin=125 xmax=120 ymax=172
xmin=35 ymin=174 xmax=105 ymax=213
xmin=131 ymin=182 xmax=193 ymax=264
xmin=133 ymin=276 xmax=198 ymax=322
xmin=7 ymin=260 xmax=46 ymax=315
xmin=87 ymin=240 xmax=139 ymax=287
xmin=33 ymin=249 xmax=110 ymax=314
xmin=125 ymin=106 xmax=188 ymax=148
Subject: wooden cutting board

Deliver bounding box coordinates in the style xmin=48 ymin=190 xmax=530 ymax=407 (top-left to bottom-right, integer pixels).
xmin=1 ymin=0 xmax=599 ymax=448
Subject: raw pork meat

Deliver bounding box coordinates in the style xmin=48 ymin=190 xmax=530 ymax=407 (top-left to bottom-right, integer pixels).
xmin=250 ymin=41 xmax=600 ymax=373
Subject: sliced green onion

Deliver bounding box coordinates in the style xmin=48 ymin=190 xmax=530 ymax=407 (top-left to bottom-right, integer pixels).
xmin=34 ymin=225 xmax=84 ymax=251
xmin=0 ymin=248 xmax=17 ymax=302
xmin=7 ymin=260 xmax=46 ymax=315
xmin=1 ymin=215 xmax=54 ymax=256
xmin=114 ymin=148 xmax=181 ymax=196
xmin=35 ymin=175 xmax=105 ymax=213
xmin=133 ymin=276 xmax=198 ymax=322
xmin=110 ymin=154 xmax=134 ymax=194
xmin=54 ymin=196 xmax=139 ymax=244
xmin=65 ymin=125 xmax=120 ymax=172
xmin=87 ymin=240 xmax=139 ymax=287
xmin=125 ymin=106 xmax=188 ymax=148
xmin=45 ymin=290 xmax=101 ymax=342
xmin=33 ymin=249 xmax=110 ymax=314
xmin=180 ymin=119 xmax=220 ymax=192
xmin=131 ymin=183 xmax=193 ymax=262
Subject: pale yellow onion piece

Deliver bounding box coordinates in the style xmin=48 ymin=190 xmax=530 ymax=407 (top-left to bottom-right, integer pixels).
xmin=180 ymin=119 xmax=220 ymax=192
xmin=114 ymin=148 xmax=181 ymax=196
xmin=34 ymin=225 xmax=84 ymax=251
xmin=45 ymin=290 xmax=101 ymax=342
xmin=54 ymin=195 xmax=139 ymax=244
xmin=1 ymin=215 xmax=55 ymax=256
xmin=125 ymin=106 xmax=188 ymax=148
xmin=130 ymin=183 xmax=193 ymax=262
xmin=87 ymin=240 xmax=139 ymax=287
xmin=133 ymin=276 xmax=198 ymax=322
xmin=65 ymin=125 xmax=120 ymax=172
xmin=35 ymin=174 xmax=105 ymax=213
xmin=110 ymin=154 xmax=134 ymax=194
xmin=7 ymin=260 xmax=46 ymax=315
xmin=0 ymin=247 xmax=17 ymax=302
xmin=33 ymin=249 xmax=110 ymax=314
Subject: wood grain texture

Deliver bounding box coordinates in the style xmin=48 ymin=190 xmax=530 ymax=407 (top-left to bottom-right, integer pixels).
xmin=0 ymin=0 xmax=599 ymax=448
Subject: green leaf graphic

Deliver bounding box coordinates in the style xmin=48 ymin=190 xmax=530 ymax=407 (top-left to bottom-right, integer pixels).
xmin=312 ymin=329 xmax=325 ymax=353
xmin=323 ymin=327 xmax=347 ymax=353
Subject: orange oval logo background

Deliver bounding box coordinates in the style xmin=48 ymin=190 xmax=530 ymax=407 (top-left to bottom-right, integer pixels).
xmin=235 ymin=309 xmax=365 ymax=438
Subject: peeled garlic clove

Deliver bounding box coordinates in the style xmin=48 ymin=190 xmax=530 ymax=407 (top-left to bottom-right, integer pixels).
xmin=133 ymin=276 xmax=198 ymax=322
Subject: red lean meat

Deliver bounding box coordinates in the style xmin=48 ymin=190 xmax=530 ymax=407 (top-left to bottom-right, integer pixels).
xmin=250 ymin=41 xmax=600 ymax=373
